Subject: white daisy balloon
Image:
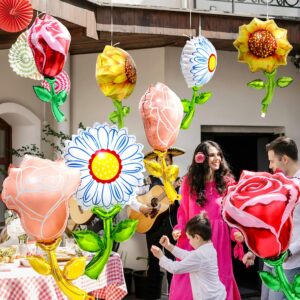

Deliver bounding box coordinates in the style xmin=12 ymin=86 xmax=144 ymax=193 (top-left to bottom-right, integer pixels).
xmin=64 ymin=123 xmax=144 ymax=210
xmin=180 ymin=36 xmax=217 ymax=88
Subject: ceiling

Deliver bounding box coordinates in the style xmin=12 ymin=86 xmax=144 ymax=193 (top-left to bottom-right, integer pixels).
xmin=0 ymin=2 xmax=300 ymax=55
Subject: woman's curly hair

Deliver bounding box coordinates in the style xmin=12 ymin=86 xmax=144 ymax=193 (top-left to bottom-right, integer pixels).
xmin=187 ymin=141 xmax=233 ymax=207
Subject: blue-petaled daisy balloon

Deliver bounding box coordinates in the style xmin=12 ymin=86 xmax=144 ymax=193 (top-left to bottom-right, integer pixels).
xmin=180 ymin=36 xmax=217 ymax=88
xmin=64 ymin=123 xmax=144 ymax=209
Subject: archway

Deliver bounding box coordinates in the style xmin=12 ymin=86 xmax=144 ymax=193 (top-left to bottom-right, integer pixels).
xmin=0 ymin=102 xmax=41 ymax=166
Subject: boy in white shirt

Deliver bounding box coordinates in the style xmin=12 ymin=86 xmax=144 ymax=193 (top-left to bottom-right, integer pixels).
xmin=151 ymin=212 xmax=226 ymax=300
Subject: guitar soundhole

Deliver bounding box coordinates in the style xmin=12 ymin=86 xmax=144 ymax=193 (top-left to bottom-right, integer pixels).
xmin=150 ymin=197 xmax=160 ymax=218
xmin=151 ymin=198 xmax=158 ymax=207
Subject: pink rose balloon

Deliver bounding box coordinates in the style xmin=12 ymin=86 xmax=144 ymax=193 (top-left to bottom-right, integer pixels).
xmin=139 ymin=82 xmax=183 ymax=151
xmin=1 ymin=156 xmax=80 ymax=243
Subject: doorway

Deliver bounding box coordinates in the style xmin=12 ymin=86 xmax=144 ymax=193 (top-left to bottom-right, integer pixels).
xmin=0 ymin=118 xmax=12 ymax=227
xmin=202 ymin=126 xmax=283 ymax=298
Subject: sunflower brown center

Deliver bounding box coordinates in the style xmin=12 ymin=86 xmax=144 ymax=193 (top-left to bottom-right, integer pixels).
xmin=125 ymin=57 xmax=137 ymax=84
xmin=248 ymin=30 xmax=277 ymax=58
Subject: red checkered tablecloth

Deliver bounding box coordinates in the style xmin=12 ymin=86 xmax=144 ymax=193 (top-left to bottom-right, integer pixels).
xmin=0 ymin=253 xmax=127 ymax=300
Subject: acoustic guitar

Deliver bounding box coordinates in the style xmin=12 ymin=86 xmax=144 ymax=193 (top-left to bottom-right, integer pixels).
xmin=128 ymin=179 xmax=181 ymax=234
xmin=68 ymin=197 xmax=93 ymax=226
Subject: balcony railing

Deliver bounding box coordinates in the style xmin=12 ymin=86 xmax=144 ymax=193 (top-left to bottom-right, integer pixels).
xmin=196 ymin=0 xmax=300 ymax=18
xmin=87 ymin=0 xmax=300 ymax=19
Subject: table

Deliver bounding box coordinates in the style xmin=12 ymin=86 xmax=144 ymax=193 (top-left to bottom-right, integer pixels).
xmin=0 ymin=253 xmax=127 ymax=300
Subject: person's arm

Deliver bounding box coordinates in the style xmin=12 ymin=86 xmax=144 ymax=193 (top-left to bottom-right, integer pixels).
xmin=171 ymin=245 xmax=191 ymax=260
xmin=286 ymin=204 xmax=300 ymax=257
xmin=160 ymin=236 xmax=190 ymax=260
xmin=129 ymin=196 xmax=142 ymax=212
xmin=159 ymin=250 xmax=202 ymax=274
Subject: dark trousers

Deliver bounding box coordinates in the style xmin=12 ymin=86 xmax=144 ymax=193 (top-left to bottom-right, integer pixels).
xmin=145 ymin=212 xmax=176 ymax=299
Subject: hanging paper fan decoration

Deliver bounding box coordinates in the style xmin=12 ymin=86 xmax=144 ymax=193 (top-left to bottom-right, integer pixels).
xmin=0 ymin=0 xmax=33 ymax=32
xmin=8 ymin=31 xmax=43 ymax=80
xmin=41 ymin=70 xmax=71 ymax=94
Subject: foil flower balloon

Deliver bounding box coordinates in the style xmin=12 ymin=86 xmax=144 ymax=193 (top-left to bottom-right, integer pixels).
xmin=64 ymin=123 xmax=141 ymax=279
xmin=140 ymin=82 xmax=183 ymax=203
xmin=95 ymin=45 xmax=137 ymax=128
xmin=179 ymin=36 xmax=216 ymax=129
xmin=28 ymin=14 xmax=71 ymax=122
xmin=181 ymin=36 xmax=217 ymax=88
xmin=234 ymin=18 xmax=293 ymax=117
xmin=140 ymin=82 xmax=183 ymax=152
xmin=223 ymin=170 xmax=300 ymax=299
xmin=1 ymin=156 xmax=90 ymax=300
xmin=1 ymin=156 xmax=80 ymax=243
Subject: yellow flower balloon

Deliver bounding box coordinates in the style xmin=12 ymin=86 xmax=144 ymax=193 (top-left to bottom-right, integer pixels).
xmin=233 ymin=18 xmax=293 ymax=117
xmin=96 ymin=45 xmax=137 ymax=101
xmin=234 ymin=18 xmax=292 ymax=73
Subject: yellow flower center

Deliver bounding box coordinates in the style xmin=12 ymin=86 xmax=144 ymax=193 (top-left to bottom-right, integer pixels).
xmin=208 ymin=54 xmax=217 ymax=72
xmin=89 ymin=149 xmax=122 ymax=183
xmin=248 ymin=30 xmax=277 ymax=58
xmin=125 ymin=56 xmax=137 ymax=84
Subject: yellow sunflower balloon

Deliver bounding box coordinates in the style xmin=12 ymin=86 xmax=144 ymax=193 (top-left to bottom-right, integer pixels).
xmin=234 ymin=18 xmax=293 ymax=117
xmin=95 ymin=45 xmax=137 ymax=128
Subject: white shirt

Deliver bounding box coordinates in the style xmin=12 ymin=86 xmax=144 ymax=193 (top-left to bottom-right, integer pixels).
xmin=284 ymin=169 xmax=300 ymax=269
xmin=159 ymin=243 xmax=226 ymax=300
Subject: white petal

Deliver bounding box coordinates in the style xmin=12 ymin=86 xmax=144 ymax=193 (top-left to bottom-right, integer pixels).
xmin=65 ymin=159 xmax=87 ymax=169
xmin=67 ymin=145 xmax=91 ymax=161
xmin=120 ymin=144 xmax=140 ymax=161
xmin=122 ymin=162 xmax=144 ymax=174
xmin=102 ymin=184 xmax=113 ymax=208
xmin=114 ymin=133 xmax=130 ymax=155
xmin=111 ymin=181 xmax=124 ymax=203
xmin=96 ymin=125 xmax=109 ymax=149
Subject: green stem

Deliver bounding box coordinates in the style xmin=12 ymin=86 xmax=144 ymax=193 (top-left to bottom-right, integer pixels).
xmin=112 ymin=99 xmax=124 ymax=128
xmin=274 ymin=264 xmax=296 ymax=300
xmin=261 ymin=69 xmax=277 ymax=117
xmin=85 ymin=217 xmax=113 ymax=279
xmin=180 ymin=86 xmax=200 ymax=130
xmin=264 ymin=252 xmax=298 ymax=300
xmin=50 ymin=102 xmax=65 ymax=123
xmin=46 ymin=77 xmax=65 ymax=122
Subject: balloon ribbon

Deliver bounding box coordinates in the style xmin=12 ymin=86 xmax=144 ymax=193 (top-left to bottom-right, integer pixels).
xmin=28 ymin=238 xmax=94 ymax=300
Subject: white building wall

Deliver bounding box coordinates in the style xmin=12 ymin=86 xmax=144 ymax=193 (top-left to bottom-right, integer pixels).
xmin=1 ymin=44 xmax=299 ymax=269
xmin=71 ymin=47 xmax=300 ymax=269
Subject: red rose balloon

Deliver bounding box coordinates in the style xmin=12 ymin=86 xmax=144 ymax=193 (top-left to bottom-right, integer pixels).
xmin=222 ymin=170 xmax=300 ymax=259
xmin=28 ymin=14 xmax=71 ymax=78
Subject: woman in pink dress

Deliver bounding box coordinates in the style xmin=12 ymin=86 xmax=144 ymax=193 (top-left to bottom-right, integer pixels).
xmin=169 ymin=141 xmax=242 ymax=300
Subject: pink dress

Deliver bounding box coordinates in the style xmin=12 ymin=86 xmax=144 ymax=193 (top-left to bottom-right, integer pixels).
xmin=169 ymin=176 xmax=241 ymax=300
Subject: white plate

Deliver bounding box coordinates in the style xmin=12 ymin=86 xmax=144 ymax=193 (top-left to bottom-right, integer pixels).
xmin=0 ymin=260 xmax=20 ymax=271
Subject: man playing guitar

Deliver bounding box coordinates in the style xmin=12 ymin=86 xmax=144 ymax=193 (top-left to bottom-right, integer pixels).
xmin=130 ymin=148 xmax=185 ymax=299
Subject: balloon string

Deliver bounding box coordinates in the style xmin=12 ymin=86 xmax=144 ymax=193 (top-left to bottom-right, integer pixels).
xmin=266 ymin=0 xmax=269 ymax=20
xmin=189 ymin=0 xmax=192 ymax=39
xmin=111 ymin=0 xmax=114 ymax=46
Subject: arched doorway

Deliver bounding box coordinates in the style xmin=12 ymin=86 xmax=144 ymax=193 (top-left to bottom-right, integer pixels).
xmin=0 ymin=118 xmax=12 ymax=226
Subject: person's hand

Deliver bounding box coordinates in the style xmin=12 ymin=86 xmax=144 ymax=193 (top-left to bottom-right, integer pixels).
xmin=242 ymin=251 xmax=255 ymax=267
xmin=151 ymin=245 xmax=163 ymax=259
xmin=234 ymin=231 xmax=244 ymax=243
xmin=159 ymin=235 xmax=170 ymax=248
xmin=172 ymin=230 xmax=181 ymax=241
xmin=139 ymin=205 xmax=152 ymax=216
xmin=174 ymin=178 xmax=183 ymax=189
